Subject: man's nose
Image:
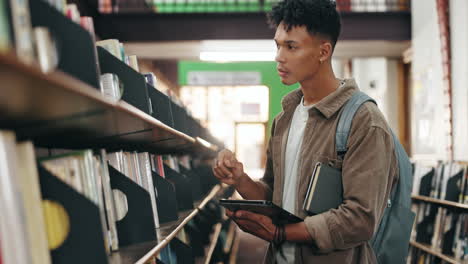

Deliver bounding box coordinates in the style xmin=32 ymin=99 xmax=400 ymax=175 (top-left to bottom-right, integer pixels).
xmin=275 ymin=48 xmax=286 ymax=63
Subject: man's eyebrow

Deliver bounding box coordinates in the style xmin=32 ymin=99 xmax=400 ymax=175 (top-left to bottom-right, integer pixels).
xmin=274 ymin=39 xmax=298 ymax=44
xmin=285 ymin=40 xmax=298 ymax=44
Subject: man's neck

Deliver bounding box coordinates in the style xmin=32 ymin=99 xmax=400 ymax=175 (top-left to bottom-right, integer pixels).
xmin=300 ymin=66 xmax=340 ymax=106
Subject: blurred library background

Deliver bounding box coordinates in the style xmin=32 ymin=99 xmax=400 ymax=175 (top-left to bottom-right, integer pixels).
xmin=0 ymin=0 xmax=467 ymax=263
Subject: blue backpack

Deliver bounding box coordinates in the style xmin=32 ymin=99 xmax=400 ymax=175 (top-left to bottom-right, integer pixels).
xmin=336 ymin=91 xmax=415 ymax=264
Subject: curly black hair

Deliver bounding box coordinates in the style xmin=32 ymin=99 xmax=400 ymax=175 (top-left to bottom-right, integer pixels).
xmin=268 ymin=0 xmax=341 ymax=48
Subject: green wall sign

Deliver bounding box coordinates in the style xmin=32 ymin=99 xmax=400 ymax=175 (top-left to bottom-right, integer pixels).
xmin=178 ymin=61 xmax=299 ymax=132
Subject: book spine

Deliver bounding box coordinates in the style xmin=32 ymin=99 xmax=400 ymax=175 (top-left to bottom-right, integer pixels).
xmin=138 ymin=152 xmax=160 ymax=228
xmin=99 ymin=149 xmax=119 ymax=251
xmin=92 ymin=156 xmax=111 ymax=254
xmin=9 ymin=0 xmax=34 ymax=64
xmin=33 ymin=27 xmax=58 ymax=73
xmin=65 ymin=4 xmax=81 ymax=24
xmin=100 ymin=73 xmax=121 ymax=101
xmin=0 ymin=0 xmax=11 ymax=52
xmin=0 ymin=131 xmax=32 ymax=264
xmin=157 ymin=155 xmax=165 ymax=177
xmin=127 ymin=55 xmax=139 ymax=72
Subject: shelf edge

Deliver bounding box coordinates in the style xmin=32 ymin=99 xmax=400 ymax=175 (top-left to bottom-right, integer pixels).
xmin=135 ymin=185 xmax=222 ymax=264
xmin=411 ymin=195 xmax=468 ymax=210
xmin=410 ymin=241 xmax=461 ymax=264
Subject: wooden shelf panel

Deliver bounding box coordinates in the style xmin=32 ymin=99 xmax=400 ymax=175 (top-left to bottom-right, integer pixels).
xmin=410 ymin=241 xmax=465 ymax=264
xmin=107 ymin=209 xmax=200 ymax=264
xmin=157 ymin=210 xmax=195 ymax=241
xmin=223 ymin=221 xmax=236 ymax=254
xmin=108 ymin=240 xmax=159 ymax=264
xmin=0 ymin=53 xmax=218 ymax=155
xmin=228 ymin=230 xmax=241 ymax=264
xmin=195 ymin=222 xmax=223 ymax=264
xmin=131 ymin=185 xmax=222 ymax=264
xmin=411 ymin=195 xmax=468 ymax=211
xmin=108 ymin=185 xmax=222 ymax=264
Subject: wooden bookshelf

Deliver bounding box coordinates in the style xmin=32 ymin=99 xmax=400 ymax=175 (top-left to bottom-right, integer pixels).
xmin=107 ymin=208 xmax=194 ymax=264
xmin=108 ymin=240 xmax=159 ymax=264
xmin=195 ymin=222 xmax=223 ymax=264
xmin=410 ymin=241 xmax=465 ymax=264
xmin=411 ymin=195 xmax=468 ymax=211
xmin=114 ymin=185 xmax=222 ymax=264
xmin=228 ymin=230 xmax=241 ymax=264
xmin=223 ymin=221 xmax=237 ymax=254
xmin=0 ymin=53 xmax=217 ymax=155
xmin=107 ymin=185 xmax=222 ymax=264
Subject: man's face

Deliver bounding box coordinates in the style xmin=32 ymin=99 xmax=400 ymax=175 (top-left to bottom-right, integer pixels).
xmin=274 ymin=22 xmax=323 ymax=86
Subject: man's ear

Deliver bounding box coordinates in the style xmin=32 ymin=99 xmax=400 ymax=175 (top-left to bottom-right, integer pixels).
xmin=319 ymin=41 xmax=333 ymax=62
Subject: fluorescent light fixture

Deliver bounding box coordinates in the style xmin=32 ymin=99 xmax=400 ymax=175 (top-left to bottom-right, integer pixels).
xmin=200 ymin=51 xmax=276 ymax=62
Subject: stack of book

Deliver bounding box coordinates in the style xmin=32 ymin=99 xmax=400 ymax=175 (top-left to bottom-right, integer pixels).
xmin=0 ymin=130 xmax=51 ymax=264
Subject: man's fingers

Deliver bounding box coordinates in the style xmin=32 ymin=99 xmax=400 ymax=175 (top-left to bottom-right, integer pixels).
xmin=233 ymin=160 xmax=243 ymax=171
xmin=218 ymin=149 xmax=236 ymax=167
xmin=224 ymin=156 xmax=237 ymax=168
xmin=232 ymin=219 xmax=248 ymax=233
xmin=217 ymin=164 xmax=233 ymax=178
xmin=235 ymin=210 xmax=260 ymax=222
xmin=224 ymin=159 xmax=232 ymax=167
xmin=233 ymin=218 xmax=259 ymax=235
xmin=218 ymin=149 xmax=231 ymax=162
xmin=212 ymin=167 xmax=221 ymax=178
xmin=225 ymin=209 xmax=234 ymax=217
xmin=232 ymin=218 xmax=252 ymax=229
xmin=213 ymin=167 xmax=227 ymax=179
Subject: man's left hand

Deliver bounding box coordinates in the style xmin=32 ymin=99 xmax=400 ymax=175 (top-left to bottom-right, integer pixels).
xmin=226 ymin=209 xmax=277 ymax=242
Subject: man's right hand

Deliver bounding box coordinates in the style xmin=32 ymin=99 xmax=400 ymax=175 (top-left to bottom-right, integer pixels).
xmin=212 ymin=149 xmax=247 ymax=187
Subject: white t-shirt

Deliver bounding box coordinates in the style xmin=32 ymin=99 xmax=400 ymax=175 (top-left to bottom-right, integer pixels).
xmin=277 ymin=97 xmax=314 ymax=264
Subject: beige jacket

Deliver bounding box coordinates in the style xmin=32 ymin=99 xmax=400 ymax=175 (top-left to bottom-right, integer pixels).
xmin=260 ymin=79 xmax=398 ymax=264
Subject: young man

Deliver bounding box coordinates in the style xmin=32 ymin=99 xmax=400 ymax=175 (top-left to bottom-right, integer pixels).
xmin=212 ymin=0 xmax=398 ymax=263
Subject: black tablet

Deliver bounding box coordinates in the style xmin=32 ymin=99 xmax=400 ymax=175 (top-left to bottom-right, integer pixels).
xmin=219 ymin=199 xmax=303 ymax=225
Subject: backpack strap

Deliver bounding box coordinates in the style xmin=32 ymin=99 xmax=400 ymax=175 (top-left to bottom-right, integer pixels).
xmin=337 ymin=91 xmax=411 ymax=205
xmin=336 ymin=91 xmax=376 ymax=159
xmin=390 ymin=131 xmax=413 ymax=206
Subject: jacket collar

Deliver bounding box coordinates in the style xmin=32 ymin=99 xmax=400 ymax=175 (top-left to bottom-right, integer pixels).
xmin=280 ymin=78 xmax=359 ymax=119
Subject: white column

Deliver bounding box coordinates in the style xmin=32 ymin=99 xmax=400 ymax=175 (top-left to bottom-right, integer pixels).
xmin=410 ymin=0 xmax=447 ymax=160
xmin=450 ymin=0 xmax=468 ymax=161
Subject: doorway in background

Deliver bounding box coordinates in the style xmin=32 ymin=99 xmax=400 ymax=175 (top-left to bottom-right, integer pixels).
xmin=180 ymin=85 xmax=269 ymax=177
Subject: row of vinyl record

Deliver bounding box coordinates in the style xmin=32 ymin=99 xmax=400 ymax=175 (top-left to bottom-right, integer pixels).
xmin=1 ymin=0 xmax=178 ymax=101
xmin=409 ymin=204 xmax=467 ymax=262
xmin=410 ymin=161 xmax=468 ymax=262
xmin=2 ymin=0 xmax=210 ymax=141
xmin=412 ymin=162 xmax=468 ymax=204
xmin=95 ymin=38 xmax=170 ymax=102
xmin=0 ymin=129 xmax=221 ymax=264
xmin=95 ymin=38 xmax=188 ymax=109
xmin=0 ymin=0 xmax=95 ymax=69
xmin=148 ymin=200 xmax=235 ymax=264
